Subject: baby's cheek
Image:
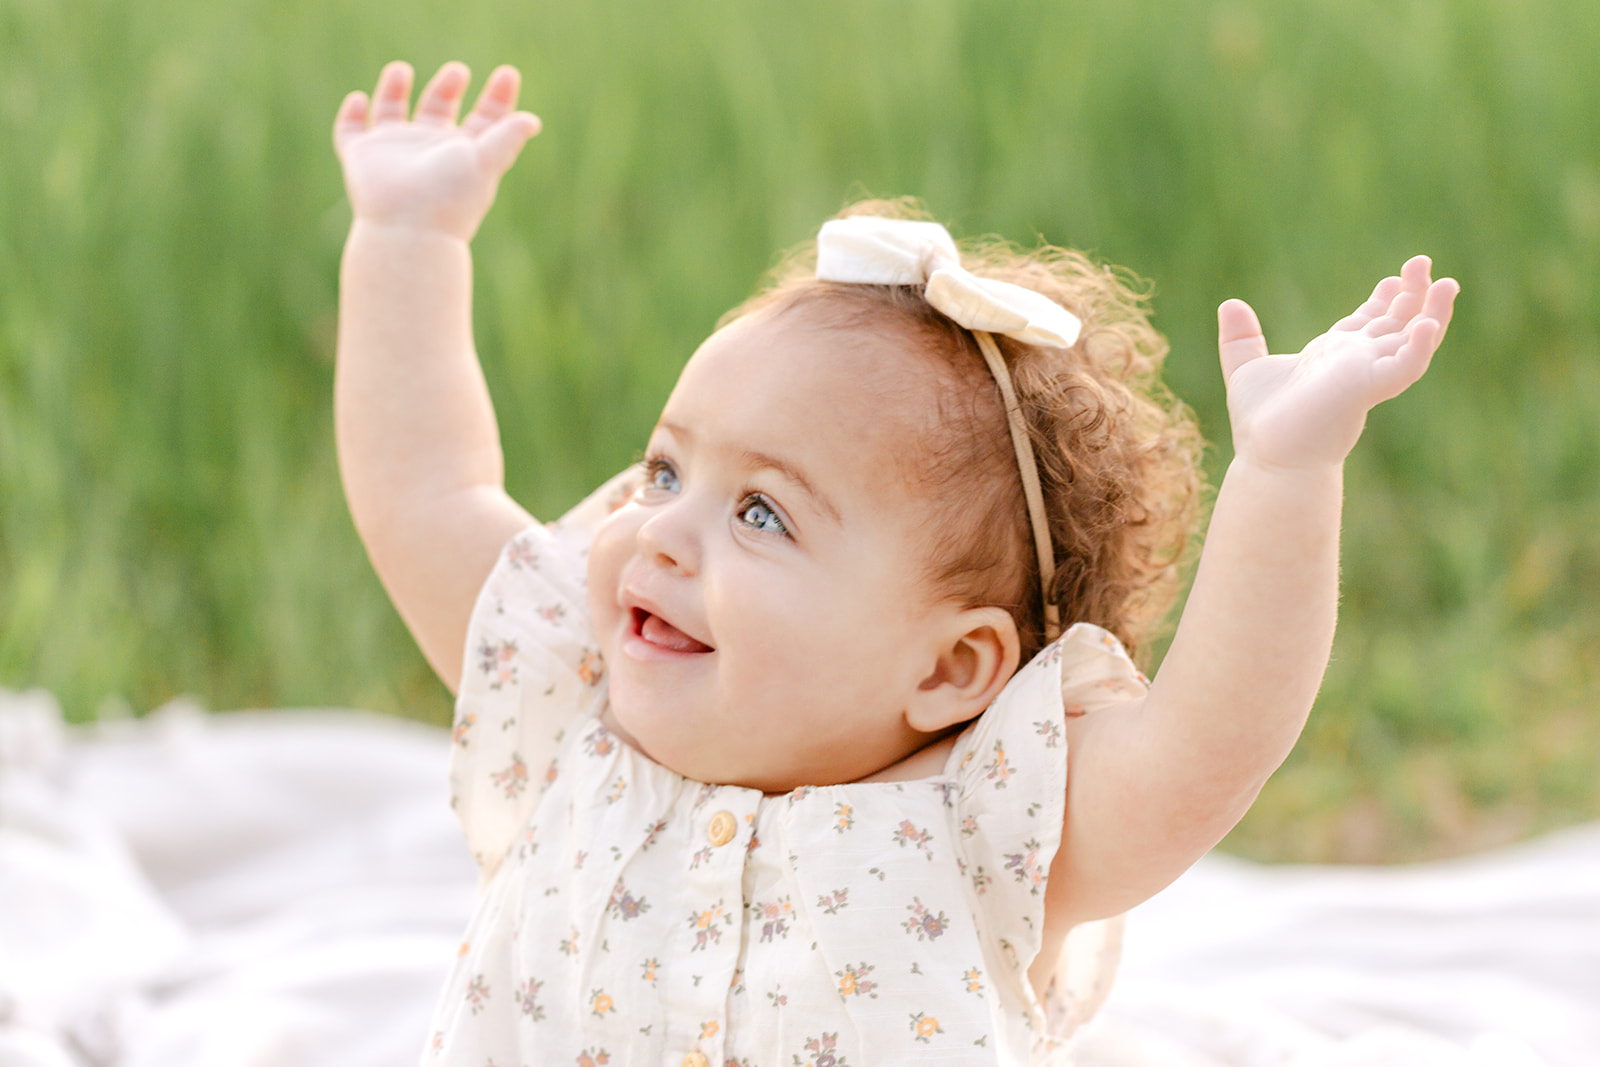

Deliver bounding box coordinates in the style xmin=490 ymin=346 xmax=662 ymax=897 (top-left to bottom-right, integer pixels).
xmin=585 ymin=520 xmax=630 ymax=645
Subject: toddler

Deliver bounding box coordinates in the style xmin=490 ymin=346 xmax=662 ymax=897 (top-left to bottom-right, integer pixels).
xmin=331 ymin=61 xmax=1458 ymax=1066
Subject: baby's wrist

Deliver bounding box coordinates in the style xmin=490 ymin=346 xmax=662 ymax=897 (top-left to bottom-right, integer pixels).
xmin=1226 ymin=449 xmax=1345 ymax=487
xmin=348 ymin=218 xmax=475 ymax=249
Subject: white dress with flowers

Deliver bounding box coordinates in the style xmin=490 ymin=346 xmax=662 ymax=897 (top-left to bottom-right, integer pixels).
xmin=424 ymin=480 xmax=1144 ymax=1067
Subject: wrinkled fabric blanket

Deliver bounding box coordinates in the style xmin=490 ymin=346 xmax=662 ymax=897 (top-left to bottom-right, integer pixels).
xmin=1 ymin=690 xmax=1595 ymax=1067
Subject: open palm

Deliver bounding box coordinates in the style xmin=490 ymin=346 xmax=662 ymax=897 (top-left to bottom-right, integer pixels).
xmin=332 ymin=61 xmax=541 ymax=241
xmin=1221 ymin=256 xmax=1460 ymax=469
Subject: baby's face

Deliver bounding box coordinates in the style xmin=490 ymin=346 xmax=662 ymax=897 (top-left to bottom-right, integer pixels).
xmin=587 ymin=309 xmax=956 ymax=792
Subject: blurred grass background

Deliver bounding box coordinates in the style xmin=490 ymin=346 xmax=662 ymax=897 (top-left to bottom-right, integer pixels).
xmin=1 ymin=0 xmax=1596 ymax=863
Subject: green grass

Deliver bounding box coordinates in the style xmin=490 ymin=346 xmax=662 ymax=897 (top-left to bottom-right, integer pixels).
xmin=2 ymin=0 xmax=1597 ymax=861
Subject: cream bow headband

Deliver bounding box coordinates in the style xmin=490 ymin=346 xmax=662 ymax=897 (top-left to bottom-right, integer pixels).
xmin=815 ymin=216 xmax=1073 ymax=641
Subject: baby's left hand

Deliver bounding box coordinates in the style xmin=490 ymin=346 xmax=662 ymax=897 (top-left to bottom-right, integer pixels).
xmin=1220 ymin=256 xmax=1459 ymax=469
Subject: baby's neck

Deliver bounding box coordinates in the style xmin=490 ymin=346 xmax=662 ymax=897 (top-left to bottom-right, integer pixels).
xmin=851 ymin=732 xmax=959 ymax=786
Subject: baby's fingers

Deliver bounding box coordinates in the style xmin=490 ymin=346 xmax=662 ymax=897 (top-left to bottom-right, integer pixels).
xmin=415 ymin=62 xmax=471 ymax=126
xmin=476 ymin=112 xmax=542 ymax=177
xmin=1420 ymin=276 xmax=1460 ymax=337
xmin=332 ymin=91 xmax=368 ymax=157
xmin=463 ymin=66 xmax=527 ymax=137
xmin=1370 ymin=317 xmax=1442 ymax=401
xmin=1361 ymin=256 xmax=1436 ymax=338
xmin=1332 ymin=274 xmax=1404 ymax=333
xmin=370 ymin=61 xmax=414 ymax=125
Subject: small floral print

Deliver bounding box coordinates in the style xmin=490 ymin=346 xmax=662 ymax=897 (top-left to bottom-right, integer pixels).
xmin=768 ymin=986 xmax=788 ymax=1008
xmin=465 ymin=975 xmax=490 ymax=1014
xmin=750 ymin=896 xmax=793 ymax=942
xmin=960 ymin=814 xmax=979 ymax=838
xmin=452 ymin=713 xmax=476 ymax=747
xmin=835 ymin=962 xmax=878 ymax=999
xmin=963 ymin=967 xmax=984 ymax=995
xmin=700 ymin=1020 xmax=720 ymax=1040
xmin=573 ymin=850 xmax=587 ymax=870
xmin=1035 ymin=640 xmax=1065 ymax=669
xmin=866 ymin=866 xmax=886 ymax=882
xmin=970 ymin=864 xmax=992 ymax=894
xmin=506 ymin=538 xmax=539 ymax=570
xmin=792 ymin=1031 xmax=848 ymax=1067
xmin=476 ymin=638 xmax=518 ymax=689
xmin=559 ymin=927 xmax=580 ymax=956
xmin=577 ymin=649 xmax=604 ymax=686
xmin=640 ymin=817 xmax=668 ymax=851
xmin=607 ymin=880 xmax=651 ymax=921
xmin=590 ymin=989 xmax=614 ymax=1017
xmin=910 ymin=1012 xmax=944 ymax=1043
xmin=816 ymin=888 xmax=849 ymax=915
xmin=490 ymin=753 xmax=528 ymax=799
xmin=891 ymin=819 xmax=934 ymax=859
xmin=640 ymin=957 xmax=659 ymax=984
xmin=537 ymin=601 xmax=567 ymax=624
xmin=542 ymin=758 xmax=560 ymax=792
xmin=429 ymin=1032 xmax=444 ymax=1055
xmin=982 ymin=740 xmax=1013 ymax=788
xmin=575 ymin=1049 xmax=610 ymax=1067
xmin=903 ymin=897 xmax=949 ymax=941
xmin=515 ymin=977 xmax=545 ymax=1020
xmin=833 ymin=802 xmax=854 ymax=833
xmin=605 ymin=776 xmax=627 ymax=804
xmin=1034 ymin=719 xmax=1063 ymax=747
xmin=689 ymin=902 xmax=731 ymax=951
xmin=729 ymin=966 xmax=746 ymax=995
xmin=583 ymin=726 xmax=617 ymax=758
xmin=689 ymin=846 xmax=715 ymax=870
xmin=1004 ymin=838 xmax=1046 ymax=894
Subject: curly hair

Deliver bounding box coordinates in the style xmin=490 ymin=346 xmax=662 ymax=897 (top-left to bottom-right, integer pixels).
xmin=720 ymin=199 xmax=1208 ymax=667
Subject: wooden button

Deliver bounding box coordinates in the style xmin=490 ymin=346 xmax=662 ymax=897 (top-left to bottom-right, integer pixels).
xmin=682 ymin=1054 xmax=709 ymax=1067
xmin=707 ymin=810 xmax=737 ymax=847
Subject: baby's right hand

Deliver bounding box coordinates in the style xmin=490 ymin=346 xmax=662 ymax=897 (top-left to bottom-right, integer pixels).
xmin=333 ymin=61 xmax=541 ymax=241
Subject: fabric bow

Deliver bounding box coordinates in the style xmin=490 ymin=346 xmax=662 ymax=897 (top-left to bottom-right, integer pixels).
xmin=814 ymin=216 xmax=1082 ymax=348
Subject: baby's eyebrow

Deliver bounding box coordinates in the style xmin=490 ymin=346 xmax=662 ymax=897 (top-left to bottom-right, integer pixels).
xmin=735 ymin=448 xmax=842 ymax=525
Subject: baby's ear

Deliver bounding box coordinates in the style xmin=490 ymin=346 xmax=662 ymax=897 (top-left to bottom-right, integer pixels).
xmin=905 ymin=607 xmax=1021 ymax=734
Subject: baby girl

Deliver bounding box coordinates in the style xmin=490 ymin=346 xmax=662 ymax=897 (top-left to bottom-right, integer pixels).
xmin=331 ymin=61 xmax=1458 ymax=1066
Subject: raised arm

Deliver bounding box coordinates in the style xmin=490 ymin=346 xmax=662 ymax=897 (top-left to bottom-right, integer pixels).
xmin=1047 ymin=257 xmax=1460 ymax=927
xmin=332 ymin=61 xmax=541 ymax=692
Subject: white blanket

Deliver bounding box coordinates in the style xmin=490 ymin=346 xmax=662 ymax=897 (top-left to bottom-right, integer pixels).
xmin=1 ymin=691 xmax=1594 ymax=1067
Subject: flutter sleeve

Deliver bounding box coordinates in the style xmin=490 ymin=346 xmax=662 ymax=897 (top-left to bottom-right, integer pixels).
xmin=448 ymin=469 xmax=641 ymax=881
xmin=945 ymin=621 xmax=1147 ymax=1048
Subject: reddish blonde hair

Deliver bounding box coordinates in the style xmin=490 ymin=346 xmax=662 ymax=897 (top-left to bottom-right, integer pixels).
xmin=721 ymin=199 xmax=1207 ymax=666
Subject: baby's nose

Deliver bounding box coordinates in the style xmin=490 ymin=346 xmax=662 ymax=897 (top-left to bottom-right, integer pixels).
xmin=635 ymin=499 xmax=702 ymax=576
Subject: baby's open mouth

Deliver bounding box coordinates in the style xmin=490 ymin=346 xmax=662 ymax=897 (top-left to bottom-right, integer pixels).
xmin=631 ymin=608 xmax=713 ymax=654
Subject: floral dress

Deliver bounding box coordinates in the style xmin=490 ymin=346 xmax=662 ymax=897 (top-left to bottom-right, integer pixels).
xmin=426 ymin=478 xmax=1143 ymax=1067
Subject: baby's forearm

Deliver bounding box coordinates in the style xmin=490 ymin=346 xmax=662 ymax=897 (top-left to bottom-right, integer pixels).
xmin=1143 ymin=456 xmax=1342 ymax=817
xmin=336 ymin=223 xmax=501 ymax=521
xmin=335 ymin=222 xmax=532 ymax=688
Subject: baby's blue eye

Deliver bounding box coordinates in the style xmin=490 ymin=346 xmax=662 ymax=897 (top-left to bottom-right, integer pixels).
xmin=645 ymin=460 xmax=680 ymax=493
xmin=738 ymin=497 xmax=788 ymax=536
